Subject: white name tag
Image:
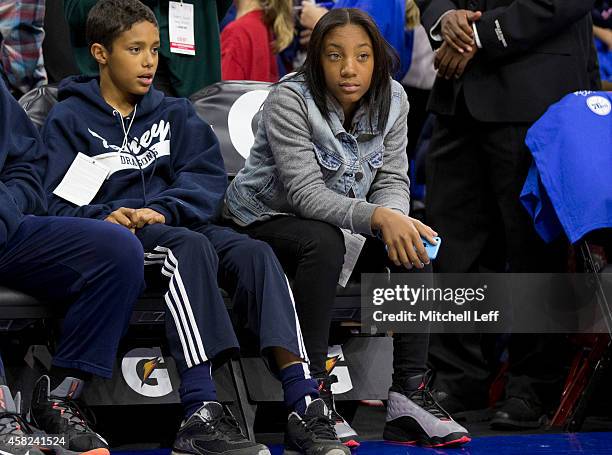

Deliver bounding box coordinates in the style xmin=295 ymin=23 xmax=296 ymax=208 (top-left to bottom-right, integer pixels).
xmin=169 ymin=1 xmax=196 ymax=55
xmin=53 ymin=153 xmax=110 ymax=206
xmin=338 ymin=229 xmax=366 ymax=287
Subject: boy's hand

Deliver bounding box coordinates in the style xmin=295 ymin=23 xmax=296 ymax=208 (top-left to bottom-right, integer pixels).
xmin=371 ymin=207 xmax=438 ymax=269
xmin=105 ymin=207 xmax=137 ymax=233
xmin=129 ymin=208 xmax=166 ymax=229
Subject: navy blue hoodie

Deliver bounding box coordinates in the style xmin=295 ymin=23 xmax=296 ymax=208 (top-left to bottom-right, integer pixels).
xmin=0 ymin=77 xmax=47 ymax=250
xmin=43 ymin=76 xmax=227 ymax=226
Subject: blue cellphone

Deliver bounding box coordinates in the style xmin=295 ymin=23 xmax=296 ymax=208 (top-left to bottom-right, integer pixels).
xmin=423 ymin=236 xmax=442 ymax=260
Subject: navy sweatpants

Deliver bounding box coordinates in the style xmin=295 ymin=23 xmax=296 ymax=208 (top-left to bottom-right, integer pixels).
xmin=0 ymin=216 xmax=145 ymax=378
xmin=137 ymin=223 xmax=308 ymax=374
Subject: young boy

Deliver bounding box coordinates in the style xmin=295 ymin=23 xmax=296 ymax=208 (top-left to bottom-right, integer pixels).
xmin=42 ymin=1 xmax=349 ymax=454
xmin=0 ymin=74 xmax=145 ymax=455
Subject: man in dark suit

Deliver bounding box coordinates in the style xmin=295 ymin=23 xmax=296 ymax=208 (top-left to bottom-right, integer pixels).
xmin=416 ymin=0 xmax=600 ymax=429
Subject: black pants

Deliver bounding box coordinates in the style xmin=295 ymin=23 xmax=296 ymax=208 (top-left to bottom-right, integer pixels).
xmin=232 ymin=216 xmax=429 ymax=384
xmin=425 ymin=97 xmax=567 ymax=408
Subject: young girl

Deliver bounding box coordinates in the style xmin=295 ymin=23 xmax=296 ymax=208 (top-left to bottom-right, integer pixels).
xmin=221 ymin=0 xmax=294 ymax=82
xmin=224 ymin=8 xmax=470 ymax=447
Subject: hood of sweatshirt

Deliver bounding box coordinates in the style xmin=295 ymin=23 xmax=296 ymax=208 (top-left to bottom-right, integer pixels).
xmin=58 ymin=75 xmax=165 ymax=116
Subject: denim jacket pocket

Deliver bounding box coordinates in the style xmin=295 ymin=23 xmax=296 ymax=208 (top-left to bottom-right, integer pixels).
xmin=254 ymin=173 xmax=278 ymax=202
xmin=313 ymin=143 xmax=342 ymax=179
xmin=365 ymin=148 xmax=384 ymax=169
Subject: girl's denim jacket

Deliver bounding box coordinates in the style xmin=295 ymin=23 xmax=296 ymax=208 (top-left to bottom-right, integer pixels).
xmin=224 ymin=75 xmax=410 ymax=235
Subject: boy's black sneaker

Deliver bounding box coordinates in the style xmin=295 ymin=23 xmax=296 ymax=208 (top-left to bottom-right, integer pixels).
xmin=29 ymin=376 xmax=108 ymax=453
xmin=383 ymin=373 xmax=471 ymax=448
xmin=284 ymin=398 xmax=350 ymax=455
xmin=316 ymin=376 xmax=358 ymax=448
xmin=172 ymin=401 xmax=270 ymax=455
xmin=1 ymin=385 xmax=107 ymax=455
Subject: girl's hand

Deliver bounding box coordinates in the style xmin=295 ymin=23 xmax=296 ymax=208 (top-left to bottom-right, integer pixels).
xmin=371 ymin=207 xmax=438 ymax=269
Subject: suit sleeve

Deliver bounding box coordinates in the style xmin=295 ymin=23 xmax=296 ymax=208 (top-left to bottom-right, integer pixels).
xmin=587 ymin=19 xmax=602 ymax=90
xmin=145 ymin=100 xmax=228 ymax=226
xmin=416 ymin=0 xmax=459 ymax=48
xmin=474 ymin=0 xmax=596 ymax=60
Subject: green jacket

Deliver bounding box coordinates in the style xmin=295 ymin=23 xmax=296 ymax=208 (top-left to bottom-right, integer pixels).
xmin=64 ymin=0 xmax=232 ymax=97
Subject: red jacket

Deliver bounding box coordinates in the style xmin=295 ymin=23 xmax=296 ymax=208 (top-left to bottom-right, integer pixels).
xmin=221 ymin=10 xmax=279 ymax=82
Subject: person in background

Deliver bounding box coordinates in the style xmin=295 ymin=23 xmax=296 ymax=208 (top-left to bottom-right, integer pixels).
xmin=0 ymin=0 xmax=47 ymax=98
xmin=593 ymin=1 xmax=612 ymax=89
xmin=592 ymin=0 xmax=612 ymax=28
xmin=221 ymin=0 xmax=294 ymax=82
xmin=417 ymin=0 xmax=600 ymax=429
xmin=64 ymin=0 xmax=232 ymax=97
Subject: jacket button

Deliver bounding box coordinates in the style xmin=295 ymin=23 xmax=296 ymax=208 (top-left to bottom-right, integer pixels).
xmin=355 ymin=172 xmax=364 ymax=182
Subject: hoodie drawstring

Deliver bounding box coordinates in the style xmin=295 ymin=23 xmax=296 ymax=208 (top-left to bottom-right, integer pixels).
xmin=119 ymin=105 xmax=137 ymax=151
xmin=113 ymin=106 xmax=149 ymax=206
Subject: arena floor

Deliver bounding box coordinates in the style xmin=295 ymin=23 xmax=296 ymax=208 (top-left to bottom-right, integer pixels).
xmin=115 ymin=432 xmax=612 ymax=455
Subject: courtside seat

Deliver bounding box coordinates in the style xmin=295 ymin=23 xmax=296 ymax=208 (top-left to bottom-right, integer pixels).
xmin=0 ymin=287 xmax=51 ymax=319
xmin=19 ymin=84 xmax=59 ymax=129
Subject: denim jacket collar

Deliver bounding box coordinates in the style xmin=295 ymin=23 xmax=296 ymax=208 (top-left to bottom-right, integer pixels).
xmin=324 ymin=92 xmax=381 ymax=137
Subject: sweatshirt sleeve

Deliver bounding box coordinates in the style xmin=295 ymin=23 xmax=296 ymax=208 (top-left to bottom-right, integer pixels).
xmin=263 ymin=84 xmax=380 ymax=235
xmin=42 ymin=108 xmax=113 ymax=219
xmin=0 ymin=78 xmax=47 ymax=246
xmin=145 ymin=100 xmax=228 ymax=226
xmin=366 ymin=89 xmax=411 ymax=215
xmin=416 ymin=0 xmax=459 ymax=48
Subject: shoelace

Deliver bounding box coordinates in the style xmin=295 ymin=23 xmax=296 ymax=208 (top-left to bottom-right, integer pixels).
xmin=50 ymin=396 xmax=94 ymax=433
xmin=317 ymin=376 xmax=343 ymax=421
xmin=0 ymin=412 xmax=35 ymax=436
xmin=408 ymin=388 xmax=449 ymax=419
xmin=202 ymin=413 xmax=244 ymax=441
xmin=302 ymin=413 xmax=338 ymax=440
